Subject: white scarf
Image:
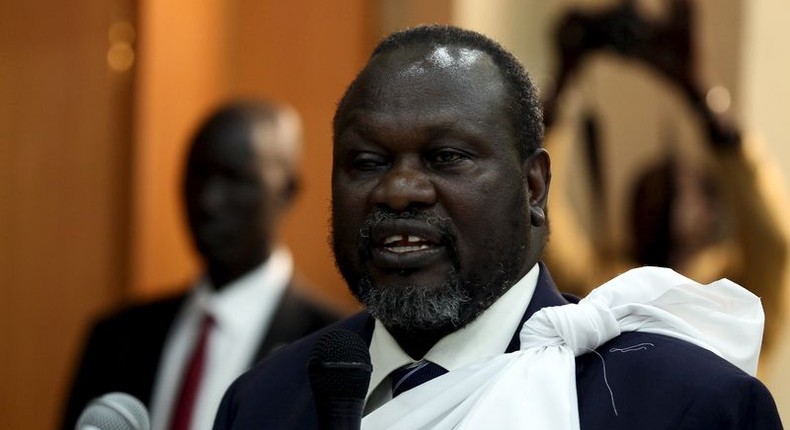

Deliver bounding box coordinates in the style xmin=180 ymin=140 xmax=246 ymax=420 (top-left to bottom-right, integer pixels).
xmin=362 ymin=267 xmax=764 ymax=429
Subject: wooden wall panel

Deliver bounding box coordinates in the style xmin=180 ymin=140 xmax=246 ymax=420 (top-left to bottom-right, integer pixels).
xmin=0 ymin=1 xmax=133 ymax=428
xmin=130 ymin=0 xmax=234 ymax=297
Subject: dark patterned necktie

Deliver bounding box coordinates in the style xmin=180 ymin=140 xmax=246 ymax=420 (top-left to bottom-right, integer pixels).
xmin=391 ymin=360 xmax=448 ymax=398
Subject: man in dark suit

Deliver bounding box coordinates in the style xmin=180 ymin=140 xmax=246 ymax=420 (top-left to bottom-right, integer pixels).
xmin=213 ymin=26 xmax=781 ymax=429
xmin=62 ymin=100 xmax=338 ymax=430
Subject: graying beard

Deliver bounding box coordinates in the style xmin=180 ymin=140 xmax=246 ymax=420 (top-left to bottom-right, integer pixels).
xmin=358 ymin=273 xmax=472 ymax=332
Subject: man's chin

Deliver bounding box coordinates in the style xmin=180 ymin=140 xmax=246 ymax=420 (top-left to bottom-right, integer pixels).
xmin=372 ymin=311 xmax=461 ymax=335
xmin=354 ymin=275 xmax=474 ymax=333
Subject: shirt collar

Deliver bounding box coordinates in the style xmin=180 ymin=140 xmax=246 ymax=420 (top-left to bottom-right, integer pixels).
xmin=191 ymin=247 xmax=293 ymax=334
xmin=366 ymin=263 xmax=540 ymax=401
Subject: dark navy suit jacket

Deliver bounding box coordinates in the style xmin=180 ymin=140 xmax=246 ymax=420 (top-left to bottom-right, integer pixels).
xmin=61 ymin=282 xmax=338 ymax=430
xmin=213 ymin=267 xmax=782 ymax=429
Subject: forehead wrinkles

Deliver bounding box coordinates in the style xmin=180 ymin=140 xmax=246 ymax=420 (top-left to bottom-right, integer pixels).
xmin=374 ymin=45 xmax=501 ymax=94
xmin=338 ymin=45 xmax=507 ymax=127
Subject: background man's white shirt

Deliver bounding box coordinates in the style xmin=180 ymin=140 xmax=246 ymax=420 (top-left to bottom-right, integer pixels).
xmin=149 ymin=248 xmax=293 ymax=430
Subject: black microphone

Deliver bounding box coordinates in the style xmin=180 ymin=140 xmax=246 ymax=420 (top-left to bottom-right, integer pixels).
xmin=75 ymin=392 xmax=150 ymax=430
xmin=308 ymin=328 xmax=372 ymax=430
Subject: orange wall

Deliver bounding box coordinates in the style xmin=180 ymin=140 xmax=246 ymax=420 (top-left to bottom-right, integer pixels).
xmin=130 ymin=0 xmax=234 ymax=297
xmin=0 ymin=1 xmax=134 ymax=428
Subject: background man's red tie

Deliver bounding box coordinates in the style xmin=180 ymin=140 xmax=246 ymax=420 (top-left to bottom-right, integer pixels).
xmin=169 ymin=314 xmax=213 ymax=430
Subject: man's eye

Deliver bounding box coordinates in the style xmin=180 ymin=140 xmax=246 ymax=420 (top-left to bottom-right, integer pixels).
xmin=351 ymin=153 xmax=387 ymax=170
xmin=430 ymin=150 xmax=468 ymax=165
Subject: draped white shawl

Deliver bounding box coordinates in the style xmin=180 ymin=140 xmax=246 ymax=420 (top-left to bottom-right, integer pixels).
xmin=362 ymin=266 xmax=764 ymax=430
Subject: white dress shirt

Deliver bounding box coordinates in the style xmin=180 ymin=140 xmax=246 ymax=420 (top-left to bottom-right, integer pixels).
xmin=364 ymin=263 xmax=540 ymax=414
xmin=149 ymin=247 xmax=293 ymax=430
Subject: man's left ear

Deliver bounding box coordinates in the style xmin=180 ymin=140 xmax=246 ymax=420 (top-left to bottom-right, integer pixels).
xmin=278 ymin=174 xmax=300 ymax=212
xmin=284 ymin=176 xmax=299 ymax=204
xmin=524 ymin=148 xmax=551 ymax=227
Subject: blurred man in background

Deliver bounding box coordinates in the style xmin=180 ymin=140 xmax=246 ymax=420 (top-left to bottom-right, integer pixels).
xmin=62 ymin=100 xmax=338 ymax=430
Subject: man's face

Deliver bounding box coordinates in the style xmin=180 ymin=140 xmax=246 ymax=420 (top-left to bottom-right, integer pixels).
xmin=184 ymin=129 xmax=267 ymax=271
xmin=331 ymin=45 xmax=538 ymax=334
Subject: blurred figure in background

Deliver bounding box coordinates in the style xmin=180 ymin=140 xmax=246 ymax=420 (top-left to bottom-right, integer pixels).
xmin=62 ymin=100 xmax=339 ymax=430
xmin=542 ymin=0 xmax=789 ymax=352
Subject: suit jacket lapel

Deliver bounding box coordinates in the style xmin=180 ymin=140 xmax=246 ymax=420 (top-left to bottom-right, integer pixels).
xmin=253 ymin=282 xmax=301 ymax=361
xmin=505 ymin=262 xmax=570 ymax=353
xmin=340 ymin=310 xmax=376 ymax=344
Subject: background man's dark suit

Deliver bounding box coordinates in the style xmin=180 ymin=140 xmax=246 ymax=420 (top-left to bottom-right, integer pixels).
xmin=61 ymin=281 xmax=337 ymax=430
xmin=213 ymin=266 xmax=781 ymax=430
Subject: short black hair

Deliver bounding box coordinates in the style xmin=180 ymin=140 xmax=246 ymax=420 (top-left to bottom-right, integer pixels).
xmin=334 ymin=24 xmax=543 ymax=159
xmin=190 ymin=100 xmax=280 ymax=154
xmin=184 ymin=100 xmax=282 ymax=193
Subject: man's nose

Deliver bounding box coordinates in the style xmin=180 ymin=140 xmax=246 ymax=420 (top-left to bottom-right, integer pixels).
xmin=196 ymin=178 xmax=229 ymax=214
xmin=371 ymin=159 xmax=437 ymax=212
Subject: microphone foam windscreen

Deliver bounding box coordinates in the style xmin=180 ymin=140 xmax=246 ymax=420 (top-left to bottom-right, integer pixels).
xmin=308 ymin=328 xmax=372 ymax=400
xmin=76 ymin=392 xmax=150 ymax=430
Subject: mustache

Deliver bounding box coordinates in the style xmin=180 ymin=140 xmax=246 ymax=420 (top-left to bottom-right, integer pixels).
xmin=357 ymin=208 xmax=459 ymax=264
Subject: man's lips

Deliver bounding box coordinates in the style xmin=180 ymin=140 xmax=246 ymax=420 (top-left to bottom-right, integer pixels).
xmin=368 ymin=220 xmax=448 ymax=270
xmin=382 ymin=234 xmax=433 ymax=253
